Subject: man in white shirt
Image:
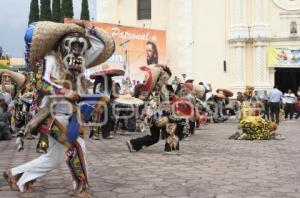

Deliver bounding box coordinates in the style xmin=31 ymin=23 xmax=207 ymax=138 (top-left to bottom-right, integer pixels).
xmin=283 ymin=89 xmax=296 ymax=120
xmin=268 ymin=85 xmax=283 ymax=124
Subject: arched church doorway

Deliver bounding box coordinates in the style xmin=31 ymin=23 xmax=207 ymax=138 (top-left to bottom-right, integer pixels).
xmin=275 ymin=68 xmax=300 ymax=93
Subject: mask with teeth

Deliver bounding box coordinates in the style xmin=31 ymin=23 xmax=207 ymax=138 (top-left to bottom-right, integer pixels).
xmin=59 ymin=33 xmax=89 ymax=74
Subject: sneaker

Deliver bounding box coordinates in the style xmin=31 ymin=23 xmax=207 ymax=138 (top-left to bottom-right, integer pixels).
xmin=125 ymin=140 xmax=134 ymax=152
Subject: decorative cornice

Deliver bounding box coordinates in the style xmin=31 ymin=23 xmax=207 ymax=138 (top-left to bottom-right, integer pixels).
xmin=273 ymin=0 xmax=300 ymax=11
xmin=228 ymin=36 xmax=300 ymax=43
xmin=228 ymin=25 xmax=249 ymax=40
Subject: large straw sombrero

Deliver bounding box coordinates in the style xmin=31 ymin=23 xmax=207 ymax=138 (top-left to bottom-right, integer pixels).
xmin=87 ymin=29 xmax=115 ymax=68
xmin=140 ymin=64 xmax=164 ymax=94
xmin=216 ymin=88 xmax=233 ymax=98
xmin=114 ymin=94 xmax=144 ymax=105
xmin=90 ymin=64 xmax=124 ymax=79
xmin=184 ymin=83 xmax=205 ymax=99
xmin=193 ymin=84 xmax=205 ymax=99
xmin=27 ymin=21 xmax=115 ymax=68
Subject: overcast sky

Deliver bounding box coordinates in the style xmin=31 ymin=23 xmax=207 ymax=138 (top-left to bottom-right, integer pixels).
xmin=0 ymin=0 xmax=96 ymax=58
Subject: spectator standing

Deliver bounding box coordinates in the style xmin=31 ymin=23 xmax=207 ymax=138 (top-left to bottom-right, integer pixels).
xmin=260 ymin=90 xmax=270 ymax=120
xmin=252 ymin=90 xmax=260 ymax=102
xmin=283 ymin=89 xmax=296 ymax=120
xmin=268 ymin=85 xmax=283 ymax=124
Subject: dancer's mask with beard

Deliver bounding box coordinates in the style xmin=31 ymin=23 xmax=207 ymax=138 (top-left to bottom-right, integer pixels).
xmin=1 ymin=73 xmax=13 ymax=93
xmin=59 ymin=32 xmax=90 ymax=74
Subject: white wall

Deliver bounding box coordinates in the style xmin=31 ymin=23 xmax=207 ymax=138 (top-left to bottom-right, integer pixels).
xmin=95 ymin=0 xmax=300 ymax=94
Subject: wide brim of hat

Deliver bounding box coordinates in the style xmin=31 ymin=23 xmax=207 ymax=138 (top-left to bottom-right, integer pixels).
xmin=213 ymin=93 xmax=227 ymax=100
xmin=216 ymin=88 xmax=233 ymax=97
xmin=90 ymin=69 xmax=125 ymax=79
xmin=193 ymin=84 xmax=205 ymax=98
xmin=184 ymin=83 xmax=193 ymax=91
xmin=140 ymin=64 xmax=163 ymax=93
xmin=114 ymin=94 xmax=144 ymax=105
xmin=87 ymin=28 xmax=115 ymax=68
xmin=29 ymin=21 xmax=85 ymax=66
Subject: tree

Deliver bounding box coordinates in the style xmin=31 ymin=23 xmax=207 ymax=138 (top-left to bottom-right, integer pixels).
xmin=80 ymin=0 xmax=90 ymax=20
xmin=40 ymin=0 xmax=52 ymax=21
xmin=52 ymin=0 xmax=61 ymax=22
xmin=61 ymin=0 xmax=74 ymax=22
xmin=28 ymin=0 xmax=39 ymax=24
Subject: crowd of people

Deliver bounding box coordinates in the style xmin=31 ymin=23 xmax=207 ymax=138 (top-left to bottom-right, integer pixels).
xmin=236 ymin=86 xmax=300 ymax=124
xmin=0 ymin=20 xmax=299 ymax=197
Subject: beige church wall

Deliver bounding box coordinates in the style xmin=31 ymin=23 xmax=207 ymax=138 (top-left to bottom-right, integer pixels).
xmin=96 ymin=0 xmax=291 ymax=94
xmin=192 ymin=0 xmax=229 ymax=91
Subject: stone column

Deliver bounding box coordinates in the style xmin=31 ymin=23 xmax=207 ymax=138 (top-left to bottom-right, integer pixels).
xmin=233 ymin=42 xmax=245 ymax=88
xmin=229 ymin=0 xmax=248 ymax=40
xmin=176 ymin=0 xmax=193 ymax=76
xmin=250 ymin=0 xmax=270 ymax=38
xmin=253 ymin=42 xmax=272 ymax=90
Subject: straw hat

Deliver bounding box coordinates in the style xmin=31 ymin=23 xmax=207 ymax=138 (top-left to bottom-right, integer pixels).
xmin=184 ymin=83 xmax=205 ymax=99
xmin=213 ymin=91 xmax=227 ymax=100
xmin=114 ymin=94 xmax=144 ymax=105
xmin=90 ymin=64 xmax=124 ymax=79
xmin=192 ymin=84 xmax=205 ymax=99
xmin=28 ymin=21 xmax=115 ymax=68
xmin=140 ymin=64 xmax=164 ymax=94
xmin=87 ymin=29 xmax=115 ymax=68
xmin=216 ymin=88 xmax=233 ymax=98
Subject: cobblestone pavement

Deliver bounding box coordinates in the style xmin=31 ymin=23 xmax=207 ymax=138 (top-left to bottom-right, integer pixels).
xmin=0 ymin=119 xmax=300 ymax=198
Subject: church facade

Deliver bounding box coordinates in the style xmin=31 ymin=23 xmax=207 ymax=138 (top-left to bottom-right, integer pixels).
xmin=95 ymin=0 xmax=300 ymax=93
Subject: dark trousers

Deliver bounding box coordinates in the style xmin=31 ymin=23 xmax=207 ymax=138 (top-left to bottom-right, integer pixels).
xmin=295 ymin=112 xmax=300 ymax=119
xmin=0 ymin=122 xmax=11 ymax=140
xmin=130 ymin=124 xmax=183 ymax=151
xmin=189 ymin=120 xmax=195 ymax=135
xmin=263 ymin=102 xmax=270 ymax=120
xmin=161 ymin=126 xmax=167 ymax=140
xmin=101 ymin=105 xmax=113 ymax=139
xmin=269 ymin=102 xmax=280 ymax=124
xmin=284 ymin=103 xmax=294 ymax=119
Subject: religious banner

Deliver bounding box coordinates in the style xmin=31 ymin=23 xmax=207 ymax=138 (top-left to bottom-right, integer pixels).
xmin=267 ymin=47 xmax=300 ymax=67
xmin=65 ymin=19 xmax=167 ymax=80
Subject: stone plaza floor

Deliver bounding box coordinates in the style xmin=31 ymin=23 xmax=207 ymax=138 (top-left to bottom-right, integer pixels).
xmin=0 ymin=119 xmax=300 ymax=198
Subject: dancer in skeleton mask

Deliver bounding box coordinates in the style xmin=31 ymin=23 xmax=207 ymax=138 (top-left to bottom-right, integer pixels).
xmin=3 ymin=21 xmax=115 ymax=197
xmin=125 ymin=64 xmax=197 ymax=154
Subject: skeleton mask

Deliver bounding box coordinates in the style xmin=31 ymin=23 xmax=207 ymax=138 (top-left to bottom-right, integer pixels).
xmin=59 ymin=33 xmax=89 ymax=74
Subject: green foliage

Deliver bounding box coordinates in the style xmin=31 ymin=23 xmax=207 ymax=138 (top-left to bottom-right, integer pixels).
xmin=28 ymin=0 xmax=39 ymax=24
xmin=52 ymin=0 xmax=61 ymax=22
xmin=80 ymin=0 xmax=90 ymax=20
xmin=0 ymin=64 xmax=10 ymax=70
xmin=40 ymin=0 xmax=52 ymax=21
xmin=61 ymin=0 xmax=74 ymax=22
